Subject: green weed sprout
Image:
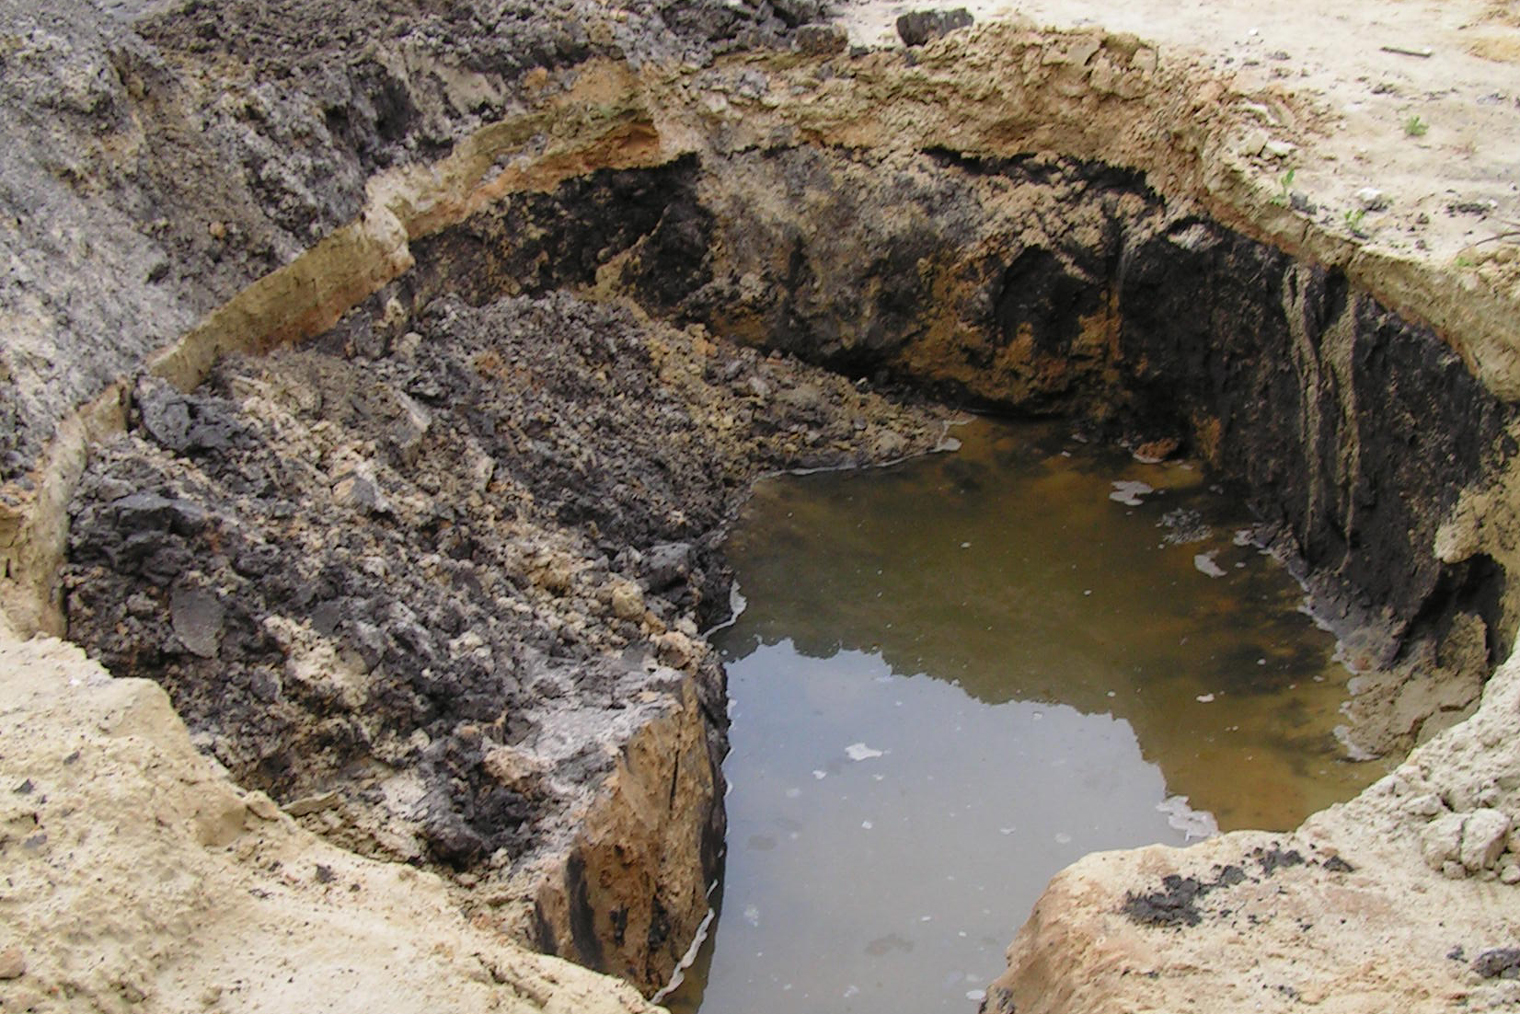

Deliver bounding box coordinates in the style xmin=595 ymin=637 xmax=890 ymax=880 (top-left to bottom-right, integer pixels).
xmin=1271 ymin=168 xmax=1296 ymax=207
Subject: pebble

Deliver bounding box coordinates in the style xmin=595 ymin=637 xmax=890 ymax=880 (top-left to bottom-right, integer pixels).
xmin=1460 ymin=809 xmax=1512 ymax=871
xmin=170 ymin=584 xmax=225 ymax=659
xmin=1355 ymin=186 xmax=1389 ymax=211
xmin=610 ymin=581 xmax=645 ymax=621
xmin=656 ymin=630 xmax=696 ymax=669
xmin=0 ymin=947 xmax=25 ymax=980
xmin=244 ymin=792 xmax=281 ymax=821
xmin=1422 ymin=812 xmax=1467 ymax=870
xmin=284 ymin=791 xmax=340 ymax=817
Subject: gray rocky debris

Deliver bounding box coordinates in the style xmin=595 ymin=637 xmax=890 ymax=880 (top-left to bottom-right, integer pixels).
xmin=896 ymin=8 xmax=975 ymax=47
xmin=170 ymin=584 xmax=225 ymax=659
xmin=64 ymin=287 xmax=944 ymax=894
xmin=794 ymin=23 xmax=849 ymax=55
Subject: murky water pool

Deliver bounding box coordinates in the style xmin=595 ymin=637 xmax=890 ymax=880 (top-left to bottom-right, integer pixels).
xmin=665 ymin=418 xmax=1382 ymax=1014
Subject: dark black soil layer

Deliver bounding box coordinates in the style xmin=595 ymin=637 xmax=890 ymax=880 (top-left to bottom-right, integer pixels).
xmin=593 ymin=147 xmax=1514 ymax=675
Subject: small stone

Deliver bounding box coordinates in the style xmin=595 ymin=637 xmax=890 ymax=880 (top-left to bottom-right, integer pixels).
xmin=1441 ymin=860 xmax=1469 ymax=880
xmin=284 ymin=791 xmax=340 ymax=817
xmin=1422 ymin=812 xmax=1466 ymax=869
xmin=1461 ymin=808 xmax=1512 ymax=871
xmin=643 ymin=543 xmax=693 ymax=592
xmin=896 ymin=8 xmax=974 ymax=47
xmin=656 ymin=630 xmax=697 ymax=670
xmin=871 ymin=430 xmax=908 ymax=459
xmin=395 ymin=331 xmax=423 ymax=360
xmin=1263 ymin=139 xmax=1298 ymax=159
xmin=170 ymin=584 xmax=225 ymax=659
xmin=244 ymin=792 xmax=281 ymax=821
xmin=1473 ymin=948 xmax=1520 ymax=980
xmin=1501 ymin=864 xmax=1520 ymax=885
xmin=483 ymin=746 xmax=546 ymax=794
xmin=207 ymin=220 xmax=227 ymax=241
xmin=389 ymin=393 xmax=431 ymax=465
xmin=1235 ymin=127 xmax=1269 ymax=158
xmin=1355 ymin=186 xmax=1389 ymax=211
xmin=793 ymin=23 xmax=848 ymax=56
xmin=0 ymin=947 xmax=25 ymax=980
xmin=610 ymin=581 xmax=645 ymax=621
xmin=125 ymin=592 xmax=158 ymax=618
xmin=1133 ymin=437 xmax=1179 ymax=463
xmin=332 ymin=472 xmax=388 ymax=513
xmin=777 ymin=383 xmax=825 ymax=419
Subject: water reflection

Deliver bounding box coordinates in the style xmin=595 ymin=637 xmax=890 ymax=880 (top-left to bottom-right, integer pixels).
xmin=668 ymin=418 xmax=1381 ymax=1014
xmin=666 ymin=644 xmax=1188 ymax=1014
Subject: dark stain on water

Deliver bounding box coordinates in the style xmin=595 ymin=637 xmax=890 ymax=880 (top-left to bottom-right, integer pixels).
xmin=663 ymin=417 xmax=1382 ymax=1014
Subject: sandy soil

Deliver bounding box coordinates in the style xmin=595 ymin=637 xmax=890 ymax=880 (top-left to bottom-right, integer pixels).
xmin=843 ymin=0 xmax=1520 ymax=280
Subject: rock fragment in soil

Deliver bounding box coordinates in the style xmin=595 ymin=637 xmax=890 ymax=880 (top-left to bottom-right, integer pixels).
xmin=896 ymin=8 xmax=974 ymax=47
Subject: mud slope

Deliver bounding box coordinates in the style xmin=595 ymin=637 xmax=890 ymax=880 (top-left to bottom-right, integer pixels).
xmin=59 ymin=290 xmax=944 ymax=992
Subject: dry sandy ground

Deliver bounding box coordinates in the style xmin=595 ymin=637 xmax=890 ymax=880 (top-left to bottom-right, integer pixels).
xmin=844 ymin=0 xmax=1520 ymax=277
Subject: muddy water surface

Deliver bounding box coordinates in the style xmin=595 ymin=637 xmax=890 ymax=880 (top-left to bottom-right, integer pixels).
xmin=667 ymin=418 xmax=1381 ymax=1014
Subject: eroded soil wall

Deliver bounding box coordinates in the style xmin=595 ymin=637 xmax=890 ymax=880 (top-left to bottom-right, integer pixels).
xmin=399 ymin=145 xmax=1513 ymax=751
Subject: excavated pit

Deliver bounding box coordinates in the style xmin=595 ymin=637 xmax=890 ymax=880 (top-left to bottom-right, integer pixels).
xmin=5 ymin=12 xmax=1519 ymax=1009
xmin=56 ymin=142 xmax=1515 ymax=996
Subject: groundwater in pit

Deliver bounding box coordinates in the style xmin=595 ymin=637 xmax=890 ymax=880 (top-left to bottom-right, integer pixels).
xmin=665 ymin=416 xmax=1384 ymax=1014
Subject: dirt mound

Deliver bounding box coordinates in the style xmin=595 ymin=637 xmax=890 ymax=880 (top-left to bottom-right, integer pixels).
xmin=0 ymin=631 xmax=663 ymax=1014
xmin=61 ymin=286 xmax=945 ymax=986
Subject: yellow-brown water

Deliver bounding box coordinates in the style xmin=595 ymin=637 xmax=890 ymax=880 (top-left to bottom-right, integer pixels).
xmin=666 ymin=417 xmax=1382 ymax=1014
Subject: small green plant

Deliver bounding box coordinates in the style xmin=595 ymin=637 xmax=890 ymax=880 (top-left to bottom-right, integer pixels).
xmin=1271 ymin=168 xmax=1296 ymax=207
xmin=1455 ymin=254 xmax=1476 ymax=268
xmin=1403 ymin=114 xmax=1429 ymax=137
xmin=1344 ymin=207 xmax=1368 ymax=236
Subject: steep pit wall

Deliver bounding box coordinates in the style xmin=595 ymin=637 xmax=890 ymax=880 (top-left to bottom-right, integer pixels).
xmin=0 ymin=631 xmax=665 ymax=1014
xmin=630 ymin=145 xmax=1516 ymax=756
xmin=399 ymin=141 xmax=1511 ymax=757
